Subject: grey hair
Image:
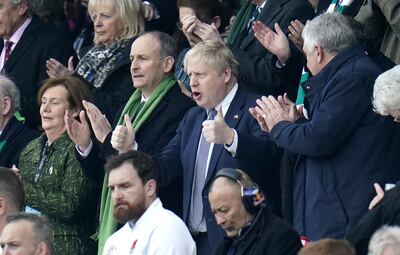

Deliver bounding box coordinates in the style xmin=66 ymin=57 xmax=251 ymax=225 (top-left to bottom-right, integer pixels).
xmin=368 ymin=226 xmax=400 ymax=255
xmin=302 ymin=12 xmax=358 ymax=54
xmin=372 ymin=65 xmax=400 ymax=116
xmin=0 ymin=75 xmax=21 ymax=113
xmin=10 ymin=0 xmax=37 ymax=15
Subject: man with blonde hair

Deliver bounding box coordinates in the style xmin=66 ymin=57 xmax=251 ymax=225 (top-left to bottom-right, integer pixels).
xmin=111 ymin=40 xmax=279 ymax=255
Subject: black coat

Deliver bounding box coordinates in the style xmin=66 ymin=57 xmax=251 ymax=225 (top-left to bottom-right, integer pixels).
xmin=77 ymin=38 xmax=135 ymax=122
xmin=346 ymin=182 xmax=400 ymax=255
xmin=0 ymin=116 xmax=39 ymax=168
xmin=214 ymin=208 xmax=302 ymax=255
xmin=228 ymin=0 xmax=315 ymax=100
xmin=1 ymin=16 xmax=74 ymax=129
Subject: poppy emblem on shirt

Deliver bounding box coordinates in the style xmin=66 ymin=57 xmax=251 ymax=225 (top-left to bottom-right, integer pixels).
xmin=130 ymin=239 xmax=137 ymax=254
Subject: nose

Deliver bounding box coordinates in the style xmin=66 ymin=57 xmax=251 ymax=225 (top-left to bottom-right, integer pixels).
xmin=130 ymin=58 xmax=140 ymax=71
xmin=94 ymin=16 xmax=102 ymax=28
xmin=41 ymin=101 xmax=51 ymax=112
xmin=215 ymin=213 xmax=226 ymax=225
xmin=112 ymin=187 xmax=123 ymax=201
xmin=189 ymin=75 xmax=198 ymax=88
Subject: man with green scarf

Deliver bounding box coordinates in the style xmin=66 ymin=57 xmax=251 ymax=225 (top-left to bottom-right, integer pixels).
xmin=66 ymin=31 xmax=194 ymax=255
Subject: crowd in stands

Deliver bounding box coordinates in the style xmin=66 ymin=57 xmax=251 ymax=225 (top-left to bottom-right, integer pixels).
xmin=0 ymin=0 xmax=399 ymax=254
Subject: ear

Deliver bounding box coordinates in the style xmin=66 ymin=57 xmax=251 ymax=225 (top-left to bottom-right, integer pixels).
xmin=34 ymin=241 xmax=49 ymax=255
xmin=162 ymin=56 xmax=175 ymax=74
xmin=211 ymin=16 xmax=221 ymax=29
xmin=0 ymin=197 xmax=7 ymax=216
xmin=145 ymin=179 xmax=157 ymax=197
xmin=1 ymin=97 xmax=12 ymax=116
xmin=315 ymin=44 xmax=324 ymax=64
xmin=17 ymin=0 xmax=28 ymax=16
xmin=223 ymin=66 xmax=232 ymax=84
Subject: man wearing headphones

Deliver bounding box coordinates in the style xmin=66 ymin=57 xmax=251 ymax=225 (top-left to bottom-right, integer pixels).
xmin=208 ymin=168 xmax=302 ymax=255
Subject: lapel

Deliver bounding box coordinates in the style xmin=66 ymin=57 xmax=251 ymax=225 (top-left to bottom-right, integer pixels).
xmin=204 ymin=86 xmax=246 ymax=185
xmin=240 ymin=0 xmax=286 ymax=49
xmin=4 ymin=16 xmax=41 ymax=71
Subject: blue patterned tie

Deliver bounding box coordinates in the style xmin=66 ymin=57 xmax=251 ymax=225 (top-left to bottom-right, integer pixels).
xmin=189 ymin=109 xmax=217 ymax=232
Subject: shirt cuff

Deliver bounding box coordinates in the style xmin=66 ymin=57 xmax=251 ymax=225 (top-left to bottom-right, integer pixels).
xmin=224 ymin=129 xmax=238 ymax=157
xmin=75 ymin=140 xmax=93 ymax=158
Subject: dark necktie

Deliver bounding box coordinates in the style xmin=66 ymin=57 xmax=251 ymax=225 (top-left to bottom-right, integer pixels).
xmin=189 ymin=109 xmax=217 ymax=231
xmin=247 ymin=7 xmax=261 ymax=33
xmin=4 ymin=40 xmax=13 ymax=64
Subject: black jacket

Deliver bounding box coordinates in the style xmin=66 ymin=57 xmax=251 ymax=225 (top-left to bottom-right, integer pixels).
xmin=214 ymin=208 xmax=302 ymax=255
xmin=1 ymin=16 xmax=74 ymax=129
xmin=0 ymin=116 xmax=39 ymax=167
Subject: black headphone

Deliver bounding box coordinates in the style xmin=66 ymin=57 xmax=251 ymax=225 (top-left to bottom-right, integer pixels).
xmin=214 ymin=168 xmax=265 ymax=214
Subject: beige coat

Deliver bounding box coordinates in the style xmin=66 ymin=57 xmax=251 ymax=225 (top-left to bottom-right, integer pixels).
xmin=355 ymin=0 xmax=400 ymax=64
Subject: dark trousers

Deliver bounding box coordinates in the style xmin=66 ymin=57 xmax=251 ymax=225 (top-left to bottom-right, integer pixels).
xmin=192 ymin=232 xmax=210 ymax=255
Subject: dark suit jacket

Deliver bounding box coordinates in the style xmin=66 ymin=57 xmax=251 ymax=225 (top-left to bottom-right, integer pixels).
xmin=228 ymin=0 xmax=314 ymax=100
xmin=0 ymin=116 xmax=39 ymax=168
xmin=214 ymin=208 xmax=302 ymax=255
xmin=155 ymin=86 xmax=280 ymax=253
xmin=346 ymin=182 xmax=400 ymax=255
xmin=79 ymin=83 xmax=195 ymax=215
xmin=145 ymin=0 xmax=178 ymax=35
xmin=1 ymin=16 xmax=74 ymax=129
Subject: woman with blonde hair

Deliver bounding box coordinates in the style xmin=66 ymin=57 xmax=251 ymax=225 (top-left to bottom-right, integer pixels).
xmin=46 ymin=0 xmax=144 ymax=121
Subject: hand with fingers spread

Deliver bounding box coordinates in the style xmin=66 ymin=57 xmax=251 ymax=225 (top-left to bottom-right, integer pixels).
xmin=202 ymin=107 xmax=235 ymax=145
xmin=368 ymin=183 xmax=385 ymax=210
xmin=194 ymin=22 xmax=223 ymax=42
xmin=82 ymin=100 xmax=112 ymax=143
xmin=65 ymin=108 xmax=91 ymax=152
xmin=46 ymin=56 xmax=75 ymax=78
xmin=253 ymin=22 xmax=290 ymax=65
xmin=111 ymin=114 xmax=136 ymax=153
xmin=288 ymin=19 xmax=305 ymax=53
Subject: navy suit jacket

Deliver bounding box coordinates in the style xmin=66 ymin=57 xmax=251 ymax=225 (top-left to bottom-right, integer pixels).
xmin=1 ymin=16 xmax=73 ymax=129
xmin=155 ymin=85 xmax=280 ymax=252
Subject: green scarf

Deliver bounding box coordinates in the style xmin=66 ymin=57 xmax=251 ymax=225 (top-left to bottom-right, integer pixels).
xmin=226 ymin=2 xmax=256 ymax=45
xmin=97 ymin=75 xmax=176 ymax=255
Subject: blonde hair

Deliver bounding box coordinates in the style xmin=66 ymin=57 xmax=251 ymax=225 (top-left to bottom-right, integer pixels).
xmin=183 ymin=40 xmax=238 ymax=77
xmin=88 ymin=0 xmax=144 ymax=45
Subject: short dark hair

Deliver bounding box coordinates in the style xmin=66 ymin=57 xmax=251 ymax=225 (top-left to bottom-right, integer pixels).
xmin=37 ymin=76 xmax=92 ymax=111
xmin=0 ymin=167 xmax=25 ymax=211
xmin=6 ymin=213 xmax=54 ymax=254
xmin=299 ymin=239 xmax=356 ymax=255
xmin=138 ymin=31 xmax=177 ymax=62
xmin=105 ymin=150 xmax=157 ymax=185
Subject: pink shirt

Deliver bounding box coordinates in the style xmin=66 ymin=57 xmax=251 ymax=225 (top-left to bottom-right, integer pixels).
xmin=0 ymin=17 xmax=32 ymax=70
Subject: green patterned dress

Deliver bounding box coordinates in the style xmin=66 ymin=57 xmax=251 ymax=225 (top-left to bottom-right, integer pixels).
xmin=19 ymin=132 xmax=96 ymax=254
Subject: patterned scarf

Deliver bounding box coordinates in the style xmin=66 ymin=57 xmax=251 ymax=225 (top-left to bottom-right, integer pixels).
xmin=97 ymin=75 xmax=177 ymax=255
xmin=76 ymin=39 xmax=130 ymax=88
